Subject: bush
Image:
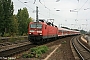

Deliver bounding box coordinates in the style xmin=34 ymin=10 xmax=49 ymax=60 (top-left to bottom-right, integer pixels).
xmin=22 ymin=45 xmax=49 ymax=58
xmin=23 ymin=33 xmax=27 ymax=36
xmin=22 ymin=53 xmax=28 ymax=58
xmin=3 ymin=33 xmax=10 ymax=37
xmin=61 ymin=41 xmax=67 ymax=44
xmin=9 ymin=37 xmax=16 ymax=43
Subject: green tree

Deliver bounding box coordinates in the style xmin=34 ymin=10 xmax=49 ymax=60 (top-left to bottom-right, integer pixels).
xmin=0 ymin=1 xmax=4 ymax=36
xmin=10 ymin=15 xmax=19 ymax=36
xmin=17 ymin=7 xmax=32 ymax=35
xmin=80 ymin=30 xmax=87 ymax=34
xmin=0 ymin=0 xmax=14 ymax=36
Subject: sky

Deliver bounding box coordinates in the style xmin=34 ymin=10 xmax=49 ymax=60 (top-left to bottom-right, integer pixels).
xmin=12 ymin=0 xmax=90 ymax=31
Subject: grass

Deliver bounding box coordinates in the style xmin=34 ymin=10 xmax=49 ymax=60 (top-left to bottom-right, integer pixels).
xmin=61 ymin=41 xmax=67 ymax=44
xmin=22 ymin=45 xmax=49 ymax=58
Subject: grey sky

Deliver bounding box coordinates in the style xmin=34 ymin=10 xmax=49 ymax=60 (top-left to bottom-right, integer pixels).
xmin=12 ymin=0 xmax=90 ymax=31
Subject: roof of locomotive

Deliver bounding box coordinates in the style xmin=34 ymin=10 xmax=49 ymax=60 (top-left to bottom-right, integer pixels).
xmin=30 ymin=21 xmax=57 ymax=27
xmin=30 ymin=21 xmax=47 ymax=25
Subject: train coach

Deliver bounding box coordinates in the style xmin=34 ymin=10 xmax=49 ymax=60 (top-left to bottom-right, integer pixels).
xmin=58 ymin=28 xmax=80 ymax=37
xmin=28 ymin=20 xmax=80 ymax=44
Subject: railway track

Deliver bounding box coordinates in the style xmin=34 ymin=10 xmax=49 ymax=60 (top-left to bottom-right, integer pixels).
xmin=0 ymin=36 xmax=27 ymax=40
xmin=0 ymin=41 xmax=36 ymax=57
xmin=71 ymin=36 xmax=90 ymax=60
xmin=0 ymin=36 xmax=27 ymax=43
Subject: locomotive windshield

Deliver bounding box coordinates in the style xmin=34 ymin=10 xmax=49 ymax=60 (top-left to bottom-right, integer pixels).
xmin=30 ymin=23 xmax=42 ymax=28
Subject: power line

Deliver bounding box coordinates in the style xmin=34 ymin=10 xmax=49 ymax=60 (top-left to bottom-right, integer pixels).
xmin=39 ymin=13 xmax=49 ymax=18
xmin=18 ymin=0 xmax=34 ymax=10
xmin=17 ymin=0 xmax=90 ymax=23
xmin=56 ymin=0 xmax=60 ymax=2
xmin=77 ymin=0 xmax=79 ymax=3
xmin=17 ymin=0 xmax=50 ymax=18
xmin=32 ymin=0 xmax=76 ymax=19
xmin=78 ymin=0 xmax=89 ymax=11
xmin=33 ymin=0 xmax=41 ymax=4
xmin=33 ymin=0 xmax=52 ymax=18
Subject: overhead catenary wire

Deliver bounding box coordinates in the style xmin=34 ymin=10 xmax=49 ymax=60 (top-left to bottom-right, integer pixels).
xmin=33 ymin=0 xmax=41 ymax=4
xmin=17 ymin=0 xmax=89 ymax=30
xmin=38 ymin=0 xmax=90 ymax=23
xmin=18 ymin=0 xmax=34 ymax=10
xmin=33 ymin=0 xmax=59 ymax=19
xmin=18 ymin=0 xmax=55 ymax=19
xmin=78 ymin=0 xmax=89 ymax=11
xmin=37 ymin=1 xmax=67 ymax=19
xmin=17 ymin=0 xmax=90 ymax=20
xmin=56 ymin=0 xmax=60 ymax=2
xmin=18 ymin=0 xmax=77 ymax=20
xmin=18 ymin=0 xmax=50 ymax=19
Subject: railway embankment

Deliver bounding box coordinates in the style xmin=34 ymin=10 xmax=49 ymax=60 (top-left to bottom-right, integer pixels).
xmin=71 ymin=36 xmax=90 ymax=60
xmin=0 ymin=36 xmax=28 ymax=49
xmin=79 ymin=35 xmax=90 ymax=50
xmin=0 ymin=36 xmax=28 ymax=43
xmin=2 ymin=35 xmax=90 ymax=60
xmin=81 ymin=35 xmax=90 ymax=46
xmin=87 ymin=36 xmax=90 ymax=46
xmin=17 ymin=36 xmax=75 ymax=60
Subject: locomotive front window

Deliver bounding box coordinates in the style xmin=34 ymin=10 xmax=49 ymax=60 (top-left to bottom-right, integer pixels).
xmin=30 ymin=23 xmax=42 ymax=28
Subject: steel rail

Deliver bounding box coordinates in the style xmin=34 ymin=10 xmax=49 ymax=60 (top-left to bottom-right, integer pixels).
xmin=72 ymin=36 xmax=90 ymax=60
xmin=0 ymin=43 xmax=36 ymax=57
xmin=77 ymin=38 xmax=90 ymax=52
xmin=71 ymin=36 xmax=85 ymax=60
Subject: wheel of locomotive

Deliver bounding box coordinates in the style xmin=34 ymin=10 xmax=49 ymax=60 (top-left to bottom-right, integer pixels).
xmin=42 ymin=38 xmax=45 ymax=43
xmin=43 ymin=39 xmax=47 ymax=44
xmin=28 ymin=35 xmax=31 ymax=42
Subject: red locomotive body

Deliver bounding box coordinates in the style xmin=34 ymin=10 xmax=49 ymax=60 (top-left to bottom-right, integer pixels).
xmin=28 ymin=21 xmax=58 ymax=44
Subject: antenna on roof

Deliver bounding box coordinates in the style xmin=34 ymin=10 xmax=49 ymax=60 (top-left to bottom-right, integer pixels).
xmin=47 ymin=19 xmax=54 ymax=26
xmin=39 ymin=19 xmax=45 ymax=22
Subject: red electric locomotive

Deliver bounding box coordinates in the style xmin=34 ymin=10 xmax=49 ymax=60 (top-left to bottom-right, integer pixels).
xmin=28 ymin=20 xmax=58 ymax=44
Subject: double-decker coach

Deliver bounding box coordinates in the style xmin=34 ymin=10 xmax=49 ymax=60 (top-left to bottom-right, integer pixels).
xmin=58 ymin=28 xmax=80 ymax=37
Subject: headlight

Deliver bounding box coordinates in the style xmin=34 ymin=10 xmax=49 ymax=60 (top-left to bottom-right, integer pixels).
xmin=29 ymin=33 xmax=31 ymax=34
xmin=40 ymin=34 xmax=42 ymax=35
xmin=37 ymin=31 xmax=42 ymax=33
xmin=38 ymin=33 xmax=42 ymax=35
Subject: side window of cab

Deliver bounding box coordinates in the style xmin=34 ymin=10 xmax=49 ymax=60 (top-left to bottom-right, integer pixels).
xmin=45 ymin=25 xmax=47 ymax=29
